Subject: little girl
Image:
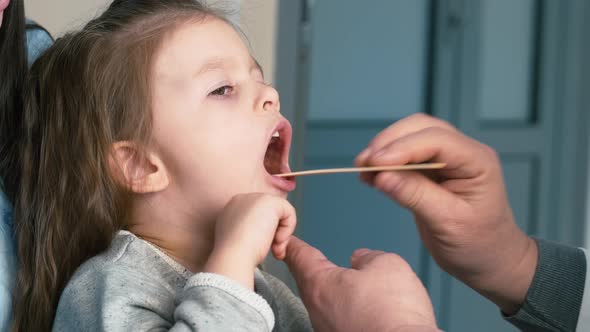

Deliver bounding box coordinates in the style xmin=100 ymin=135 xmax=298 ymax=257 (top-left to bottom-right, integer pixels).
xmin=11 ymin=0 xmax=311 ymax=331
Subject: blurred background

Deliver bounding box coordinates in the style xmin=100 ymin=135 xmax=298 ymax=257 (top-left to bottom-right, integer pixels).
xmin=24 ymin=0 xmax=590 ymax=331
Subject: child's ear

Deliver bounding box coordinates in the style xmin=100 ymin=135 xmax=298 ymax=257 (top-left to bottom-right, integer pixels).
xmin=109 ymin=141 xmax=169 ymax=194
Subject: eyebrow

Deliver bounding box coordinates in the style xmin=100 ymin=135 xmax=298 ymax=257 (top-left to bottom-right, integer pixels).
xmin=193 ymin=56 xmax=265 ymax=78
xmin=194 ymin=58 xmax=226 ymax=77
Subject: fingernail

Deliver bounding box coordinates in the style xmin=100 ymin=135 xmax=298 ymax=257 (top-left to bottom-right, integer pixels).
xmin=374 ymin=149 xmax=402 ymax=162
xmin=373 ymin=149 xmax=386 ymax=160
xmin=352 ymin=248 xmax=371 ymax=257
xmin=357 ymin=148 xmax=372 ymax=162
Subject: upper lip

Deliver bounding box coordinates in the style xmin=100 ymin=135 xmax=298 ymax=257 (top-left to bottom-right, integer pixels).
xmin=265 ymin=118 xmax=292 ymax=174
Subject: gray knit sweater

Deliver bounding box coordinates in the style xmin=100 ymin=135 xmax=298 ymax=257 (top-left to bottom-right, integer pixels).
xmin=53 ymin=231 xmax=313 ymax=331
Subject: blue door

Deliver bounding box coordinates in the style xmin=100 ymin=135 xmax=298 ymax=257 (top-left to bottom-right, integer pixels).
xmin=426 ymin=1 xmax=588 ymax=330
xmin=296 ymin=0 xmax=431 ymax=275
xmin=274 ymin=0 xmax=589 ymax=331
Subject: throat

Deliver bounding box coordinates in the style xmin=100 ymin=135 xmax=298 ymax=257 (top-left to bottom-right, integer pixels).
xmin=128 ymin=221 xmax=215 ymax=273
xmin=264 ymin=137 xmax=283 ymax=174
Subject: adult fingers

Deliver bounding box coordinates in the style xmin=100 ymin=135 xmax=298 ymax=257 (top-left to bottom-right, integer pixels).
xmin=356 ymin=113 xmax=457 ymax=166
xmin=350 ymin=249 xmax=410 ymax=273
xmin=364 ymin=126 xmax=495 ymax=180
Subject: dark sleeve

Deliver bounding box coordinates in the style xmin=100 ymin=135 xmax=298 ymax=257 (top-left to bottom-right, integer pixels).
xmin=504 ymin=239 xmax=586 ymax=332
xmin=25 ymin=19 xmax=54 ymax=66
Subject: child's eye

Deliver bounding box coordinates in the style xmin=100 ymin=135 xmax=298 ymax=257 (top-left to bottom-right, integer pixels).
xmin=209 ymin=85 xmax=234 ymax=97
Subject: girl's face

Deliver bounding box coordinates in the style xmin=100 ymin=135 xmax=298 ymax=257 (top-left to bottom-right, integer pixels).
xmin=0 ymin=0 xmax=10 ymax=28
xmin=150 ymin=18 xmax=295 ymax=219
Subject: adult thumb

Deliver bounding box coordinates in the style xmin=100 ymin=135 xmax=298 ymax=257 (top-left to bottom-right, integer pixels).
xmin=284 ymin=236 xmax=337 ymax=285
xmin=374 ymin=170 xmax=456 ymax=221
xmin=350 ymin=248 xmax=385 ymax=270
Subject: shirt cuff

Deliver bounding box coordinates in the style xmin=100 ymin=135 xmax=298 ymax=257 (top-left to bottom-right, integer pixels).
xmin=576 ymin=248 xmax=590 ymax=331
xmin=186 ymin=272 xmax=275 ymax=331
xmin=504 ymin=238 xmax=586 ymax=331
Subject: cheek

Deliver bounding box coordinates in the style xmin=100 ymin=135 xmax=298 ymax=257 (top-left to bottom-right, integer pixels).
xmin=154 ymin=116 xmax=262 ymax=186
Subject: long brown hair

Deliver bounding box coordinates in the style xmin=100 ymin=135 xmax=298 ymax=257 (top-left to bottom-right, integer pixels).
xmin=0 ymin=0 xmax=27 ymax=200
xmin=12 ymin=1 xmax=229 ymax=330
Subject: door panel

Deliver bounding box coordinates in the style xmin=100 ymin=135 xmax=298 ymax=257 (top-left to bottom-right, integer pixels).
xmin=307 ymin=0 xmax=429 ymax=120
xmin=429 ymin=1 xmax=576 ymax=330
xmin=298 ymin=0 xmax=432 ymax=274
xmin=276 ymin=0 xmax=589 ymax=331
xmin=301 ymin=126 xmax=422 ymax=269
xmin=478 ymin=0 xmax=536 ymax=122
xmin=447 ymin=282 xmax=519 ymax=332
xmin=502 ymin=157 xmax=537 ymax=233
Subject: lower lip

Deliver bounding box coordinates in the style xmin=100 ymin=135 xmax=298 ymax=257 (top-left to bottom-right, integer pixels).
xmin=269 ymin=174 xmax=296 ymax=192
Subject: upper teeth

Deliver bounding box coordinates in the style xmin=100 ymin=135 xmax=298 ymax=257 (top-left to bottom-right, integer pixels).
xmin=272 ymin=131 xmax=280 ymax=138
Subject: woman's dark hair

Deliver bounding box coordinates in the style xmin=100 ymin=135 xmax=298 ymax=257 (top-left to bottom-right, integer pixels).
xmin=0 ymin=0 xmax=27 ymax=202
xmin=11 ymin=1 xmax=231 ymax=331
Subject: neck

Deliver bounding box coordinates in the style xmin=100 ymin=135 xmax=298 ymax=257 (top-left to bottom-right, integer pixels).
xmin=128 ymin=194 xmax=216 ymax=273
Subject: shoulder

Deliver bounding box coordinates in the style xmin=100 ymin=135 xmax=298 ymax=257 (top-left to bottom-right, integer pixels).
xmin=25 ymin=19 xmax=53 ymax=66
xmin=54 ymin=232 xmax=179 ymax=329
xmin=60 ymin=231 xmax=181 ymax=296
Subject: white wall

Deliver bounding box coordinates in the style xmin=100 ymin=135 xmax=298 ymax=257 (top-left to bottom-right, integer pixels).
xmin=24 ymin=0 xmax=278 ymax=83
xmin=587 ymin=155 xmax=590 ymax=246
xmin=238 ymin=0 xmax=278 ymax=83
xmin=24 ymin=0 xmax=111 ymax=36
xmin=586 ymin=123 xmax=590 ymax=247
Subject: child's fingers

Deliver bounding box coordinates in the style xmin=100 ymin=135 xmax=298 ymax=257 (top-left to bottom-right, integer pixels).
xmin=272 ymin=241 xmax=288 ymax=260
xmin=274 ymin=224 xmax=294 ymax=243
xmin=272 ymin=221 xmax=295 ymax=261
xmin=356 ymin=114 xmax=457 ymax=166
xmin=265 ymin=197 xmax=296 ymax=261
xmin=274 ymin=198 xmax=297 ymax=237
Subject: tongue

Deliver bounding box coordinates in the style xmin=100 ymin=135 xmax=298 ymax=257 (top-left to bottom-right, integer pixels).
xmin=264 ymin=138 xmax=282 ymax=175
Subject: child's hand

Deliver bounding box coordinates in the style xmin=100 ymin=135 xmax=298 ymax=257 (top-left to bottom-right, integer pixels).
xmin=204 ymin=193 xmax=297 ymax=289
xmin=355 ymin=113 xmax=537 ymax=315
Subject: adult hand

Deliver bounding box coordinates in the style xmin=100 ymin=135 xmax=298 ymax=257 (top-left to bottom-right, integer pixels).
xmin=284 ymin=236 xmax=440 ymax=332
xmin=355 ymin=113 xmax=537 ymax=314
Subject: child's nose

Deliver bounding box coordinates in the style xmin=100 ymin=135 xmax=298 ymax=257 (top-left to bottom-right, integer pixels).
xmin=257 ymin=84 xmax=280 ymax=113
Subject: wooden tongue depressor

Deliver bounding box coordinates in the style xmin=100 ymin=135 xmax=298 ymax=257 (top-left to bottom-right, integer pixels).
xmin=275 ymin=163 xmax=446 ymax=178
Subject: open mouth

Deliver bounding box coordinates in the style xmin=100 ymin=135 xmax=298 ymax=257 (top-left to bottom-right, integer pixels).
xmin=262 ymin=120 xmax=296 ymax=192
xmin=264 ymin=121 xmax=291 ymax=176
xmin=264 ymin=120 xmax=296 ymax=176
xmin=264 ymin=132 xmax=284 ymax=175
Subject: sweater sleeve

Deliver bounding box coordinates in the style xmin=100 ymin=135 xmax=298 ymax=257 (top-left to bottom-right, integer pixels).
xmin=0 ymin=224 xmax=15 ymax=332
xmin=504 ymin=239 xmax=587 ymax=332
xmin=256 ymin=270 xmax=313 ymax=331
xmin=0 ymin=192 xmax=15 ymax=332
xmin=176 ymin=272 xmax=275 ymax=331
xmin=53 ymin=268 xmax=275 ymax=332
